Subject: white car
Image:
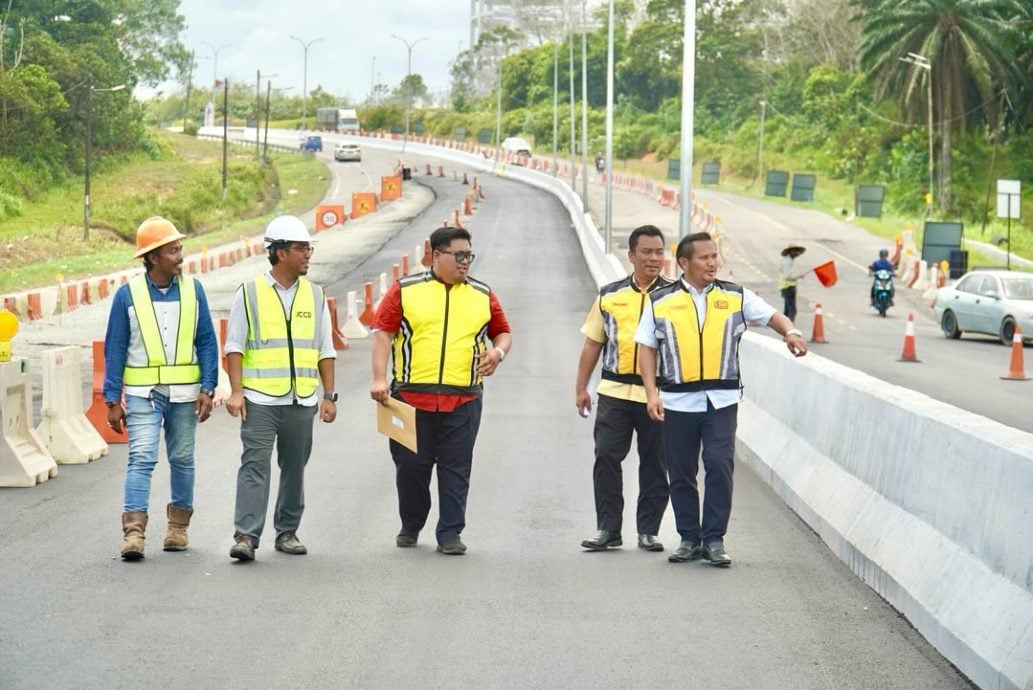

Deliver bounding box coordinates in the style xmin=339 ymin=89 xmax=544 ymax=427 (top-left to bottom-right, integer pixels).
xmin=501 ymin=136 xmax=532 ymax=159
xmin=334 ymin=143 xmax=361 ymax=162
xmin=934 ymin=269 xmax=1033 ymax=344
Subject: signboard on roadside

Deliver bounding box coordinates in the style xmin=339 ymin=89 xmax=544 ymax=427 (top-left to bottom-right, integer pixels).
xmin=997 ymin=179 xmax=1021 ymax=219
xmin=765 ymin=170 xmax=789 ymax=197
xmin=856 ymin=185 xmax=886 ymax=219
xmin=700 ymin=161 xmax=720 ymax=185
xmin=667 ymin=158 xmax=680 ymax=181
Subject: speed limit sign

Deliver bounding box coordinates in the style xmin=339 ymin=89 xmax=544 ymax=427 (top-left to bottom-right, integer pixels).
xmin=315 ymin=205 xmax=346 ymax=231
xmin=321 ymin=209 xmax=340 ymax=226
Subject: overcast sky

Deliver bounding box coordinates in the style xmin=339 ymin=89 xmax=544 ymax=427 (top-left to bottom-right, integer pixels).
xmin=152 ymin=1 xmax=472 ymax=102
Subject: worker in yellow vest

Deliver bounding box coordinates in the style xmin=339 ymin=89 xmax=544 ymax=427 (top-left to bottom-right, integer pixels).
xmin=225 ymin=215 xmax=338 ymax=562
xmin=104 ymin=216 xmax=219 ymax=561
xmin=637 ymin=232 xmax=807 ymax=568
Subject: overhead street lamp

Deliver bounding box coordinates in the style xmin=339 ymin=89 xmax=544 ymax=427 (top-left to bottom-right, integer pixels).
xmin=84 ymin=80 xmax=126 ymax=241
xmin=391 ymin=34 xmax=428 ymax=150
xmin=900 ymin=52 xmax=935 ymax=211
xmin=290 ymin=35 xmax=324 ymax=130
xmin=201 ymin=41 xmax=231 ymax=87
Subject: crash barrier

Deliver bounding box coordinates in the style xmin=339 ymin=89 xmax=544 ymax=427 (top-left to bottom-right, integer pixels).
xmin=35 ymin=347 xmax=108 ymax=464
xmin=85 ymin=341 xmax=127 ymax=444
xmin=735 ymin=333 xmax=1033 ymax=690
xmin=0 ymin=359 xmax=59 ymax=487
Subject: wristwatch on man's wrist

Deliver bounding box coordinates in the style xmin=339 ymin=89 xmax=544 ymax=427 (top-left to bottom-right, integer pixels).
xmin=105 ymin=400 xmax=120 ymax=408
xmin=199 ymin=388 xmax=214 ymax=398
xmin=323 ymin=391 xmax=338 ymax=402
xmin=784 ymin=328 xmax=803 ymax=340
xmin=495 ymin=347 xmax=506 ymax=362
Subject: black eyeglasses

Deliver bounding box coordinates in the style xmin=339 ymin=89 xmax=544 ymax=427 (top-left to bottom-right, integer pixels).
xmin=439 ymin=250 xmax=476 ymax=263
xmin=290 ymin=243 xmax=314 ymax=255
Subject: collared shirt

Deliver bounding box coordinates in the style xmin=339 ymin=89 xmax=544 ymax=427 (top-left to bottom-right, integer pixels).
xmin=103 ymin=273 xmax=219 ymax=404
xmin=225 ymin=271 xmax=336 ymax=407
xmin=372 ymin=272 xmax=510 ymax=413
xmin=634 ymin=277 xmax=776 ymax=413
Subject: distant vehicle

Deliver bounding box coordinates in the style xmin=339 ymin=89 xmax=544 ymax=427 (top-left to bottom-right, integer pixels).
xmin=934 ymin=269 xmax=1033 ymax=344
xmin=315 ymin=107 xmax=361 ymax=134
xmin=299 ymin=135 xmax=323 ymax=152
xmin=334 ymin=142 xmax=361 ymax=162
xmin=501 ymin=136 xmax=532 ymax=159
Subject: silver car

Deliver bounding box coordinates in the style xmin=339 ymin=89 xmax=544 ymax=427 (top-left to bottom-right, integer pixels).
xmin=334 ymin=143 xmax=361 ymax=162
xmin=934 ymin=269 xmax=1033 ymax=344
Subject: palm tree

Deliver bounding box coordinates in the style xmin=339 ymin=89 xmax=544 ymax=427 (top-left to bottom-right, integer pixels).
xmin=856 ymin=0 xmax=1030 ymax=211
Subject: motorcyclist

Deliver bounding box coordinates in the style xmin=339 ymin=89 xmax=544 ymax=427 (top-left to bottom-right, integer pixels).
xmin=868 ymin=248 xmax=896 ymax=306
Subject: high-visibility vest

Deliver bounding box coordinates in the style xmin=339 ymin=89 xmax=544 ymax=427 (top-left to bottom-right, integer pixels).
xmin=598 ymin=275 xmax=673 ymax=386
xmin=241 ymin=277 xmax=323 ymax=398
xmin=778 ymin=257 xmax=797 ymax=290
xmin=392 ymin=273 xmax=492 ymax=395
xmin=649 ymin=280 xmax=745 ymax=392
xmin=123 ymin=275 xmax=200 ymax=386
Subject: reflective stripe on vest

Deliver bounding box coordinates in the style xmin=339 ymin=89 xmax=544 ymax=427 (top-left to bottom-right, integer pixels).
xmin=392 ymin=273 xmax=491 ymax=395
xmin=650 ymin=281 xmax=745 ymax=392
xmin=123 ymin=275 xmax=200 ymax=386
xmin=599 ymin=275 xmax=672 ymax=386
xmin=241 ymin=277 xmax=323 ymax=397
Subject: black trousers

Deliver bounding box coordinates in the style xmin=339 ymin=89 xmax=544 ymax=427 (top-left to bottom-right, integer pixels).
xmin=390 ymin=397 xmax=482 ymax=543
xmin=781 ymin=285 xmax=797 ymax=322
xmin=592 ymin=394 xmax=669 ymax=535
xmin=664 ymin=402 xmax=737 ymax=545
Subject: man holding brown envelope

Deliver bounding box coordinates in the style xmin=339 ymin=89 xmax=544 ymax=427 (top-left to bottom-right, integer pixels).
xmin=370 ymin=226 xmax=512 ymax=556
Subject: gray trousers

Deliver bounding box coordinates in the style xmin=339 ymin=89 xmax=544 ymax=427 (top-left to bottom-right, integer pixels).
xmin=234 ymin=401 xmax=317 ymax=548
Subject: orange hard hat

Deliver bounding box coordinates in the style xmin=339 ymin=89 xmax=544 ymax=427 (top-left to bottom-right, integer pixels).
xmin=134 ymin=216 xmax=186 ymax=259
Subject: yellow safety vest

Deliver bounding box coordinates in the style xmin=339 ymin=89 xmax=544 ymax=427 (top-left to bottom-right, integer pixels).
xmin=392 ymin=273 xmax=492 ymax=395
xmin=124 ymin=275 xmax=200 ymax=386
xmin=241 ymin=277 xmax=323 ymax=398
xmin=649 ymin=280 xmax=745 ymax=391
xmin=598 ymin=275 xmax=672 ymax=385
xmin=778 ymin=257 xmax=797 ymax=290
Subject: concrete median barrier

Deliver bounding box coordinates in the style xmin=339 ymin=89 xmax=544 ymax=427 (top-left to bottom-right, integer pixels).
xmin=35 ymin=347 xmax=108 ymax=464
xmin=735 ymin=332 xmax=1033 ymax=690
xmin=0 ymin=359 xmax=58 ymax=487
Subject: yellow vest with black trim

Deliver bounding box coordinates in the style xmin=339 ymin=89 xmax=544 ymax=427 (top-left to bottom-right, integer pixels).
xmin=124 ymin=274 xmax=200 ymax=386
xmin=649 ymin=280 xmax=745 ymax=392
xmin=598 ymin=275 xmax=673 ymax=386
xmin=241 ymin=277 xmax=324 ymax=398
xmin=392 ymin=272 xmax=491 ymax=395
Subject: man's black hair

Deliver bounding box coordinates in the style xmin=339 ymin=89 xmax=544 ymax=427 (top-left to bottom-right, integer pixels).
xmin=676 ymin=232 xmax=713 ymax=261
xmin=628 ymin=224 xmax=665 ymax=251
xmin=430 ymin=226 xmax=472 ymax=251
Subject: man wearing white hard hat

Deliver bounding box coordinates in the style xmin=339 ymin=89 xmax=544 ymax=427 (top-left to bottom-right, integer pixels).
xmin=224 ymin=215 xmax=338 ymax=562
xmin=103 ymin=216 xmax=219 ymax=561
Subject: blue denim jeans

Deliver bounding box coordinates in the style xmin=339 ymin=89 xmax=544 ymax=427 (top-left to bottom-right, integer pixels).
xmin=123 ymin=392 xmax=198 ymax=513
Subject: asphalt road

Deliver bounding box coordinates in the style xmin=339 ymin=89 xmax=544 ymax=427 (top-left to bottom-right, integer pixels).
xmin=0 ymin=150 xmax=970 ymax=689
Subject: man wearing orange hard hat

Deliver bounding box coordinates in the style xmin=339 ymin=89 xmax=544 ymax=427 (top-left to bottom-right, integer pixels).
xmin=103 ymin=216 xmax=219 ymax=561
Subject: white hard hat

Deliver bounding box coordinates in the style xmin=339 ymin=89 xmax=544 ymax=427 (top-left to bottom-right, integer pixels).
xmin=264 ymin=215 xmax=314 ymax=247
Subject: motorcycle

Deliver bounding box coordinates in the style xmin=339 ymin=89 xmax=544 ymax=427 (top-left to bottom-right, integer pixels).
xmin=872 ymin=268 xmax=894 ymax=317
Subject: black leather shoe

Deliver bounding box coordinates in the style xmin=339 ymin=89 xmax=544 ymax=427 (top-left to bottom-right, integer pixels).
xmin=703 ymin=541 xmax=732 ymax=567
xmin=436 ymin=538 xmax=467 ymax=555
xmin=637 ymin=534 xmax=664 ymax=552
xmin=667 ymin=540 xmax=703 ymax=563
xmin=581 ymin=530 xmax=622 ymax=550
xmin=396 ymin=531 xmax=418 ymax=547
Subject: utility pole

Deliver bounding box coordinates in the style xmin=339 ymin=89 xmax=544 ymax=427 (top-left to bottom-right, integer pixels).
xmin=256 ymin=69 xmax=277 ymax=162
xmin=83 ymin=79 xmax=125 ymax=241
xmin=552 ymin=41 xmax=558 ymax=176
xmin=183 ymin=50 xmax=195 ymax=132
xmin=222 ymin=79 xmax=229 ymax=201
xmin=370 ymin=56 xmax=377 ymax=103
xmin=263 ymin=80 xmax=272 ymax=164
xmin=290 ymin=35 xmax=323 ymax=130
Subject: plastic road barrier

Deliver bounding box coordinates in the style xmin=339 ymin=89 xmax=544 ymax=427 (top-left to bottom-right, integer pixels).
xmin=36 ymin=346 xmax=108 ymax=464
xmin=0 ymin=359 xmax=58 ymax=487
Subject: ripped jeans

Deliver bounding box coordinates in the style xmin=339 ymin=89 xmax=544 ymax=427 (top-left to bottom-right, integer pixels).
xmin=123 ymin=392 xmax=198 ymax=513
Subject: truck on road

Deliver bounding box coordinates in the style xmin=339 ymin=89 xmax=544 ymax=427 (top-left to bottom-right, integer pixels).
xmin=315 ymin=107 xmax=361 ymax=134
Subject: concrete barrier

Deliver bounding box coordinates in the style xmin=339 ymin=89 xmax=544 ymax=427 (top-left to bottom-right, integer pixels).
xmin=35 ymin=347 xmax=108 ymax=464
xmin=0 ymin=359 xmax=58 ymax=487
xmin=735 ymin=332 xmax=1033 ymax=690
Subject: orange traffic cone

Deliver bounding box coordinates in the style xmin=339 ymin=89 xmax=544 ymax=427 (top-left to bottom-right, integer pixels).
xmin=454 ymin=209 xmax=463 ymax=229
xmin=464 ymin=196 xmax=473 ymax=215
xmin=326 ymin=297 xmax=349 ymax=351
xmin=898 ymin=312 xmax=921 ymax=362
xmin=422 ymin=239 xmax=431 ymax=267
xmin=358 ymin=282 xmax=375 ymax=326
xmin=85 ymin=341 xmax=127 ymax=444
xmin=810 ymin=303 xmax=827 ymax=343
xmin=425 ymin=163 xmax=432 ymax=175
xmin=462 ymin=172 xmax=469 ymax=185
xmin=1000 ymin=325 xmax=1030 ymax=380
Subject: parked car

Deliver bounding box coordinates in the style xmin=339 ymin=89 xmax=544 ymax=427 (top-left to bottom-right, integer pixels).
xmin=299 ymin=135 xmax=323 ymax=152
xmin=501 ymin=136 xmax=532 ymax=159
xmin=334 ymin=142 xmax=362 ymax=162
xmin=933 ymin=269 xmax=1033 ymax=344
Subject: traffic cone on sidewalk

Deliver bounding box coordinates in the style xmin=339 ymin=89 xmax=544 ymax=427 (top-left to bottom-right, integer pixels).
xmin=1000 ymin=325 xmax=1030 ymax=380
xmin=810 ymin=303 xmax=827 ymax=344
xmin=898 ymin=313 xmax=921 ymax=363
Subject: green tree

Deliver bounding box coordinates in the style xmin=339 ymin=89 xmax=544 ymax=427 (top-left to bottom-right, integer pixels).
xmin=856 ymin=0 xmax=1031 ymax=210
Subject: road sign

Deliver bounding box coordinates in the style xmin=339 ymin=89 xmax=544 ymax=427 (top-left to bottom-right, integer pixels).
xmin=996 ymin=179 xmax=1021 ymax=219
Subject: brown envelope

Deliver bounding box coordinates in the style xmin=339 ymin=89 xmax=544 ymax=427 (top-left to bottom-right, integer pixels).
xmin=375 ymin=398 xmax=417 ymax=453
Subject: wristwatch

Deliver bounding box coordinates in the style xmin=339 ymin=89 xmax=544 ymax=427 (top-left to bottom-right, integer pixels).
xmin=105 ymin=400 xmax=120 ymax=408
xmin=495 ymin=347 xmax=506 ymax=362
xmin=199 ymin=388 xmax=215 ymax=398
xmin=784 ymin=328 xmax=803 ymax=340
xmin=323 ymin=391 xmax=338 ymax=402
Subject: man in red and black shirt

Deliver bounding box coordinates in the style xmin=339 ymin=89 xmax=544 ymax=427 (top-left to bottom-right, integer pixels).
xmin=370 ymin=226 xmax=512 ymax=555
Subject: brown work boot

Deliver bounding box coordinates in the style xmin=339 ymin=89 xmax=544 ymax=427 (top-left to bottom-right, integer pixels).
xmin=163 ymin=504 xmax=193 ymax=552
xmin=121 ymin=511 xmax=148 ymax=561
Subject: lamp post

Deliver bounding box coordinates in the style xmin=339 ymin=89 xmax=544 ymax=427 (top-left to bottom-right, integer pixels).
xmin=678 ymin=0 xmax=696 ymax=238
xmin=391 ymin=34 xmax=428 ymax=150
xmin=603 ymin=0 xmax=615 ymax=251
xmin=370 ymin=56 xmax=377 ymax=103
xmin=290 ymin=35 xmax=323 ymax=130
xmin=901 ymin=52 xmax=934 ymax=211
xmin=552 ymin=40 xmax=558 ymax=175
xmin=757 ymin=99 xmax=767 ymax=184
xmin=580 ymin=0 xmax=589 ymax=204
xmin=84 ymin=80 xmax=125 ymax=241
xmin=201 ymin=41 xmax=231 ymax=87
